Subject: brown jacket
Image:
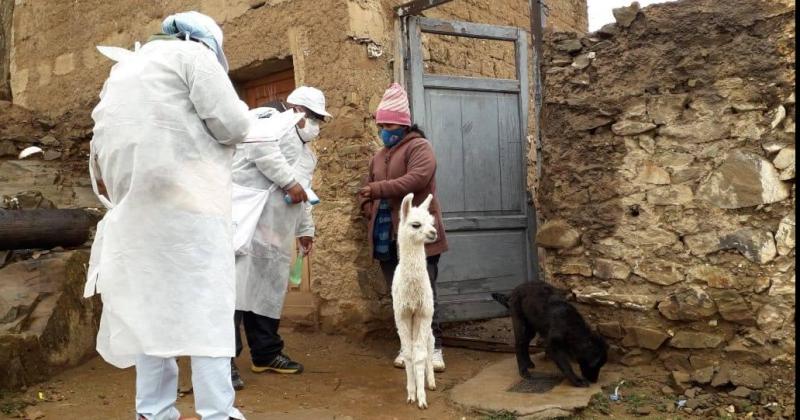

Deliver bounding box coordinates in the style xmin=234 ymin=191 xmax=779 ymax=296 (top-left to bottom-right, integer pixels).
xmin=360 ymin=131 xmax=449 ymax=257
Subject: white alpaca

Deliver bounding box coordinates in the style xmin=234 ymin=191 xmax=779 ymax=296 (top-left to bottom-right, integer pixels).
xmin=393 ymin=193 xmax=437 ymax=409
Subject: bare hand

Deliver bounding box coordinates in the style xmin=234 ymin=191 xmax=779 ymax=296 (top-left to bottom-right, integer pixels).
xmin=358 ymin=185 xmax=372 ymax=199
xmin=286 ymin=184 xmax=308 ymax=204
xmin=298 ymin=236 xmax=314 ymax=255
xmin=97 ymin=179 xmax=109 ymax=199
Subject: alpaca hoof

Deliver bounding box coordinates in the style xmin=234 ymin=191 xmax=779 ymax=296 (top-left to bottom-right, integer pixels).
xmin=427 ymin=379 xmax=436 ymax=391
xmin=407 ymin=393 xmax=416 ymax=404
xmin=416 ymin=390 xmax=427 ymax=408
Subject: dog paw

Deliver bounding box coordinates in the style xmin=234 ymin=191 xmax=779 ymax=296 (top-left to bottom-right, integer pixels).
xmin=571 ymin=378 xmax=591 ymax=388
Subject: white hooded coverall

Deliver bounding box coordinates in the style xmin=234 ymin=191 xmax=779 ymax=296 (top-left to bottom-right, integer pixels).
xmin=233 ymin=108 xmax=316 ymax=319
xmin=86 ymin=39 xmax=251 ymax=369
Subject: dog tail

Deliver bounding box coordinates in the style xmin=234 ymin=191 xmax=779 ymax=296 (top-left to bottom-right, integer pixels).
xmin=491 ymin=292 xmax=510 ymax=308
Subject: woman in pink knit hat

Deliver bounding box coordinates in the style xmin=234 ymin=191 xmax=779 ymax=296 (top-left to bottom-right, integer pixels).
xmin=358 ymin=83 xmax=449 ymax=371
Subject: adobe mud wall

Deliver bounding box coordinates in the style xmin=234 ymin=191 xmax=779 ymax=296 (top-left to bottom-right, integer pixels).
xmin=537 ymin=0 xmax=795 ymax=383
xmin=5 ymin=0 xmax=588 ymax=337
xmin=543 ymin=0 xmax=586 ymax=33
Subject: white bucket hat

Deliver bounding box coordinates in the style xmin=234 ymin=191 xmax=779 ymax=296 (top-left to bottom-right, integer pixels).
xmin=287 ymin=86 xmax=332 ymax=120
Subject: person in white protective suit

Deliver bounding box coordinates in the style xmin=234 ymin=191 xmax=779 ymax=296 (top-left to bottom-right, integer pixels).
xmin=230 ymin=87 xmax=330 ymax=388
xmin=84 ymin=11 xmax=275 ymax=420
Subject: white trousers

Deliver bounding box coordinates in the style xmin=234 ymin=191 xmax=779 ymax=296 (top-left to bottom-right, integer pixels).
xmin=135 ymin=355 xmax=245 ymax=420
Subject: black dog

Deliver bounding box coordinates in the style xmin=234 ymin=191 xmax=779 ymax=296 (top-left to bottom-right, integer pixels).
xmin=492 ymin=281 xmax=608 ymax=387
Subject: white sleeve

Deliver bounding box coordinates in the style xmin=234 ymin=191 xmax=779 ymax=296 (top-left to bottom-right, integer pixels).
xmin=246 ymin=138 xmax=297 ymax=189
xmin=296 ymin=202 xmax=315 ymax=238
xmin=187 ymin=50 xmax=251 ymax=145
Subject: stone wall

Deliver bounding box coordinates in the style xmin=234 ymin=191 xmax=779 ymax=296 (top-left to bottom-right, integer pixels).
xmin=537 ymin=0 xmax=795 ymax=382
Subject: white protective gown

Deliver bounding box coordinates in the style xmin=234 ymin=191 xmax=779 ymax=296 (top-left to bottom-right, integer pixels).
xmin=233 ymin=112 xmax=316 ymax=319
xmin=85 ymin=39 xmax=252 ymax=369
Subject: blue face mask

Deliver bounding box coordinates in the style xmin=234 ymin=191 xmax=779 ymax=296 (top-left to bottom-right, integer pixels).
xmin=380 ymin=127 xmax=406 ymax=148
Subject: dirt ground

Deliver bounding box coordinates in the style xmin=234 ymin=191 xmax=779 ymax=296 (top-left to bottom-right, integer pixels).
xmin=2 ymin=328 xmax=795 ymax=419
xmin=0 ymin=330 xmax=504 ymax=420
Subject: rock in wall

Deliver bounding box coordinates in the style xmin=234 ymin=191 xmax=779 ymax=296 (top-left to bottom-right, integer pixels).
xmin=537 ymin=0 xmax=795 ymax=380
xmin=0 ymin=251 xmax=101 ymax=391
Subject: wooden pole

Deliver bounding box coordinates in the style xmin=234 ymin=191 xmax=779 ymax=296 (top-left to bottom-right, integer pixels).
xmin=0 ymin=209 xmax=94 ymax=250
xmin=394 ymin=0 xmax=455 ymax=17
xmin=529 ymin=0 xmax=547 ymax=283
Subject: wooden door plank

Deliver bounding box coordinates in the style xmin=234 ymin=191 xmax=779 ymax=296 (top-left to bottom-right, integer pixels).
xmin=498 ymin=93 xmax=523 ymax=212
xmin=426 ymin=90 xmax=465 ymax=212
xmin=436 ymin=229 xmax=526 ymax=286
xmin=461 ymin=91 xmax=502 ymax=212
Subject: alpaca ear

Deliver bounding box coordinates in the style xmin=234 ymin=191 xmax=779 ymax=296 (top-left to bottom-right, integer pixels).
xmin=401 ymin=193 xmax=414 ymax=222
xmin=421 ymin=194 xmax=433 ymax=210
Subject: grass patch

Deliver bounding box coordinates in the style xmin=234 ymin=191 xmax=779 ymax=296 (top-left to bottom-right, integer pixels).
xmin=482 ymin=410 xmax=517 ymax=420
xmin=0 ymin=399 xmax=31 ymax=416
xmin=588 ymin=392 xmax=612 ymax=415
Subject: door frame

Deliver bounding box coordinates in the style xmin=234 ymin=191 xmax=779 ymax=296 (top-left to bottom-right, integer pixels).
xmin=403 ymin=16 xmax=539 ymax=307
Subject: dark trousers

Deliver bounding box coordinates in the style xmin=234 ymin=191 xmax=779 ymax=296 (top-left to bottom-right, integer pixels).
xmin=234 ymin=310 xmax=283 ymax=366
xmin=378 ymin=243 xmax=443 ymax=348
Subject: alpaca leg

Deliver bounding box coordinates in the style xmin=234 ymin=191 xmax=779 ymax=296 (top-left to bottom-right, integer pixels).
xmin=411 ymin=314 xmax=428 ymax=409
xmin=404 ymin=346 xmax=416 ymax=404
xmin=425 ymin=327 xmax=436 ymax=391
xmin=395 ymin=311 xmax=416 ymax=403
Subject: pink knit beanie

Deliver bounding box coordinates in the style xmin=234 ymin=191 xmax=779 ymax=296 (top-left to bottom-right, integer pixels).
xmin=375 ymin=83 xmax=412 ymax=126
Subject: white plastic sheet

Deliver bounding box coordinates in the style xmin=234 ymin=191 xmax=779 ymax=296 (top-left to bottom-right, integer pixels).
xmin=232 ymin=183 xmax=270 ymax=255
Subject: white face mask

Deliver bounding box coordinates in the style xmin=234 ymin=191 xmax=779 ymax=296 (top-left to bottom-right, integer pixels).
xmin=297 ymin=118 xmax=320 ymax=143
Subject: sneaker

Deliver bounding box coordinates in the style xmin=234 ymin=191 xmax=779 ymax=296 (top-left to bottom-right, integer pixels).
xmin=395 ymin=349 xmax=446 ymax=372
xmin=393 ymin=350 xmax=405 ymax=369
xmin=231 ymin=359 xmax=245 ymax=390
xmin=251 ymin=353 xmax=304 ymax=374
xmin=432 ymin=348 xmax=445 ymax=372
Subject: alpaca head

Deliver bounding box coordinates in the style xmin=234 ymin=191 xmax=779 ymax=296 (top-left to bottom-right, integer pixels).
xmin=399 ymin=193 xmax=437 ymax=245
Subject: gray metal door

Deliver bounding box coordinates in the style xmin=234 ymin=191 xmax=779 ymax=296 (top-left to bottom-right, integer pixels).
xmin=406 ymin=17 xmax=537 ymax=322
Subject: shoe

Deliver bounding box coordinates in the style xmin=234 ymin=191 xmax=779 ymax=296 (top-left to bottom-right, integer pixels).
xmin=393 ymin=350 xmax=405 ymax=369
xmin=231 ymin=359 xmax=244 ymax=390
xmin=432 ymin=348 xmax=445 ymax=372
xmin=251 ymin=353 xmax=304 ymax=374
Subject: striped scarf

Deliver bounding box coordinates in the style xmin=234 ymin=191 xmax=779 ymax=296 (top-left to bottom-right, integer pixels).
xmin=373 ymin=199 xmax=393 ymax=261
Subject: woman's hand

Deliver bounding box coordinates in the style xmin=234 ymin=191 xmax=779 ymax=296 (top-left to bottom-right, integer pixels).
xmin=358 ymin=185 xmax=372 ymax=199
xmin=298 ymin=236 xmax=313 ymax=255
